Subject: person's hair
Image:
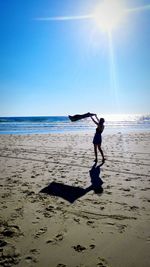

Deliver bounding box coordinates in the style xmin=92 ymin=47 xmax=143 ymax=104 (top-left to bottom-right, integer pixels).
xmin=99 ymin=118 xmax=105 ymax=124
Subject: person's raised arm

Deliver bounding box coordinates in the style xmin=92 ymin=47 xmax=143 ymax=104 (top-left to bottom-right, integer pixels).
xmin=91 ymin=116 xmax=98 ymax=126
xmin=95 ymin=114 xmax=100 ymax=123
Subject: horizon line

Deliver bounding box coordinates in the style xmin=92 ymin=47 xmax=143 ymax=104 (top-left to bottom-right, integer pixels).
xmin=0 ymin=113 xmax=149 ymax=118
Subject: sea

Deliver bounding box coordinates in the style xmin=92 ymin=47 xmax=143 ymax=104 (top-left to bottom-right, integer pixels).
xmin=0 ymin=114 xmax=150 ymax=135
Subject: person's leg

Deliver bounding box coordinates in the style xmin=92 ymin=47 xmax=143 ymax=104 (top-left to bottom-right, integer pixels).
xmin=98 ymin=144 xmax=105 ymax=162
xmin=94 ymin=144 xmax=98 ymax=162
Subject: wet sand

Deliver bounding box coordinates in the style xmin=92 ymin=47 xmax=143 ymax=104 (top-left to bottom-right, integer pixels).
xmin=0 ymin=132 xmax=150 ymax=267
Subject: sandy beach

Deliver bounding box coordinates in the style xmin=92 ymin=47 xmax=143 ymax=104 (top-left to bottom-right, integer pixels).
xmin=0 ymin=131 xmax=150 ymax=267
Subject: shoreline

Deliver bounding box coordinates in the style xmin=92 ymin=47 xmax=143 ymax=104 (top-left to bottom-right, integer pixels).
xmin=0 ymin=131 xmax=150 ymax=267
xmin=0 ymin=125 xmax=150 ymax=135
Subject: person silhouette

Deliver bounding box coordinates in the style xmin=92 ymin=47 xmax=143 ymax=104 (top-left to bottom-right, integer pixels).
xmin=91 ymin=115 xmax=105 ymax=163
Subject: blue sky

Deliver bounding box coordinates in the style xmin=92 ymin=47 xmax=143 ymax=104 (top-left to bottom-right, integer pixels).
xmin=0 ymin=0 xmax=150 ymax=116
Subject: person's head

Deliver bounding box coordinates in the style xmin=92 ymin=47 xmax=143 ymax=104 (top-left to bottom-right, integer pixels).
xmin=99 ymin=118 xmax=105 ymax=125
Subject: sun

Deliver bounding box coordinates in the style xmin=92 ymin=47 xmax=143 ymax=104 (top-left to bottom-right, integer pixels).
xmin=93 ymin=0 xmax=126 ymax=32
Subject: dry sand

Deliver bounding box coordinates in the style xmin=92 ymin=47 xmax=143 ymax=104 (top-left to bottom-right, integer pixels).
xmin=0 ymin=132 xmax=150 ymax=267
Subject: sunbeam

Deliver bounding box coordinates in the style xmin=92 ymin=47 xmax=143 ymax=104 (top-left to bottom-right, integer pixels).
xmin=126 ymin=4 xmax=150 ymax=13
xmin=108 ymin=31 xmax=119 ymax=107
xmin=35 ymin=14 xmax=93 ymax=21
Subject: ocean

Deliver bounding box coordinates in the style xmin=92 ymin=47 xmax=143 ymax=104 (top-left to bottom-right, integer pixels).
xmin=0 ymin=114 xmax=150 ymax=135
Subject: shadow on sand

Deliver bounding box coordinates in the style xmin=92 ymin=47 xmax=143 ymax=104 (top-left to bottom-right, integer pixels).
xmin=40 ymin=162 xmax=104 ymax=203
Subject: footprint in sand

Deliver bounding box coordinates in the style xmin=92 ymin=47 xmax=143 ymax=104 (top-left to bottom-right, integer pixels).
xmin=30 ymin=248 xmax=39 ymax=255
xmin=55 ymin=233 xmax=64 ymax=241
xmin=89 ymin=244 xmax=95 ymax=249
xmin=34 ymin=227 xmax=47 ymax=239
xmin=125 ymin=178 xmax=132 ymax=181
xmin=0 ymin=223 xmax=22 ymax=238
xmin=72 ymin=244 xmax=96 ymax=253
xmin=0 ymin=243 xmax=21 ymax=266
xmin=97 ymin=257 xmax=109 ymax=267
xmin=43 ymin=205 xmax=56 ymax=218
xmin=86 ymin=220 xmax=95 ymax=227
xmin=117 ymin=224 xmax=127 ymax=233
xmin=15 ymin=207 xmax=24 ymax=217
xmin=146 ymin=237 xmax=150 ymax=243
xmin=72 ymin=245 xmax=86 ymax=252
xmin=22 ymin=189 xmax=35 ymax=197
xmin=45 ymin=205 xmax=55 ymax=212
xmin=73 ymin=217 xmax=80 ymax=223
xmin=46 ymin=233 xmax=64 ymax=244
xmin=120 ymin=188 xmax=131 ymax=192
xmin=129 ymin=206 xmax=139 ymax=211
xmin=0 ymin=240 xmax=7 ymax=247
xmin=25 ymin=255 xmax=37 ymax=264
xmin=105 ymin=191 xmax=112 ymax=195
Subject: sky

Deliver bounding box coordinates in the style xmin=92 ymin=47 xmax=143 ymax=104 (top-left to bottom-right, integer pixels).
xmin=0 ymin=0 xmax=150 ymax=116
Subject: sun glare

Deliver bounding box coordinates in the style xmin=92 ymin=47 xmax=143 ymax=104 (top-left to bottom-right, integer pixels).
xmin=93 ymin=0 xmax=126 ymax=32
